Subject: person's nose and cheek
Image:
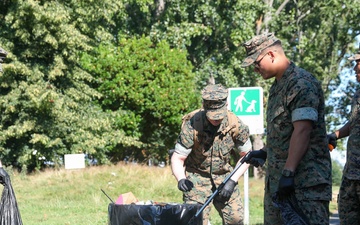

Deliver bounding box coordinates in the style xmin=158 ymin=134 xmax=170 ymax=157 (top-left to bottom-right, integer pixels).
xmin=254 ymin=66 xmax=261 ymax=74
xmin=254 ymin=66 xmax=268 ymax=80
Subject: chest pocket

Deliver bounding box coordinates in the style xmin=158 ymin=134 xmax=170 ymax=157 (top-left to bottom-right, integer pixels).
xmin=268 ymin=105 xmax=286 ymax=122
xmin=219 ymin=134 xmax=234 ymax=159
xmin=267 ymin=101 xmax=293 ymax=137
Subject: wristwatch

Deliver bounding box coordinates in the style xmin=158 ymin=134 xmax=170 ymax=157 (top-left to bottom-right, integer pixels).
xmin=282 ymin=169 xmax=295 ymax=177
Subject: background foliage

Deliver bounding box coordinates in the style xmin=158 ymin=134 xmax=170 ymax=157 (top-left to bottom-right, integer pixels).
xmin=0 ymin=0 xmax=359 ymax=171
xmin=81 ymin=37 xmax=198 ymax=163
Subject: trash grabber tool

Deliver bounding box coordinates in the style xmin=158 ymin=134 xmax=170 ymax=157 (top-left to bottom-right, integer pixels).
xmin=195 ymin=150 xmax=263 ymax=218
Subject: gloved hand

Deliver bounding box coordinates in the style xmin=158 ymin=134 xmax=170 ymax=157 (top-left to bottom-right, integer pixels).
xmin=178 ymin=178 xmax=194 ymax=192
xmin=278 ymin=175 xmax=295 ymax=199
xmin=243 ymin=149 xmax=267 ymax=167
xmin=219 ymin=179 xmax=237 ymax=199
xmin=327 ymin=133 xmax=337 ymax=149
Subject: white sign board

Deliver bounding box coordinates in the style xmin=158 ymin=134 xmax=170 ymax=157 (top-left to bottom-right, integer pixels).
xmin=227 ymin=87 xmax=264 ymax=135
xmin=64 ymin=154 xmax=85 ymax=169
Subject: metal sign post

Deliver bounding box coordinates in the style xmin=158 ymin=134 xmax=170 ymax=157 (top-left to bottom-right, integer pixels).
xmin=227 ymin=87 xmax=264 ymax=225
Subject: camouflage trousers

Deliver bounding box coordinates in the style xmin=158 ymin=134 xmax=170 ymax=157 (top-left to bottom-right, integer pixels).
xmin=338 ymin=177 xmax=360 ymax=224
xmin=264 ymin=183 xmax=329 ymax=224
xmin=183 ymin=172 xmax=244 ymax=225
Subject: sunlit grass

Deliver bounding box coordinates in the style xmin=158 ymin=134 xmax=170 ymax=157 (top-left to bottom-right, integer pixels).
xmin=3 ymin=163 xmax=338 ymax=225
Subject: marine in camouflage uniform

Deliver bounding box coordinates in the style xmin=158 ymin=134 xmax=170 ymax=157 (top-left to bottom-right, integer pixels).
xmin=171 ymin=84 xmax=252 ymax=225
xmin=241 ymin=33 xmax=332 ymax=224
xmin=328 ymin=47 xmax=360 ymax=224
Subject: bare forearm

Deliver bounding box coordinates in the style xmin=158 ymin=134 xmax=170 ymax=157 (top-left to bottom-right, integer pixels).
xmin=230 ymin=159 xmax=250 ymax=181
xmin=171 ymin=152 xmax=187 ymax=181
xmin=284 ymin=121 xmax=312 ymax=171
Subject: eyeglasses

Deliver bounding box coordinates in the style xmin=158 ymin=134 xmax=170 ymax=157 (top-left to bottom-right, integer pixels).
xmin=254 ymin=52 xmax=268 ymax=68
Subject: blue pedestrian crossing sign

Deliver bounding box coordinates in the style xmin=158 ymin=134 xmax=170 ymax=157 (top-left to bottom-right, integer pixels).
xmin=227 ymin=87 xmax=264 ymax=134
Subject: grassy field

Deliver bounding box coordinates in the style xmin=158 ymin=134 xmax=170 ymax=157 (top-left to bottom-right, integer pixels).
xmin=2 ymin=163 xmax=338 ymax=225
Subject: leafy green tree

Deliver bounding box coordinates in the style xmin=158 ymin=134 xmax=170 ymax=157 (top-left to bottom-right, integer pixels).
xmin=1 ymin=0 xmax=360 ymax=171
xmin=81 ymin=36 xmax=199 ymax=163
xmin=259 ymin=0 xmax=360 ymax=126
xmin=255 ymin=1 xmax=358 ymax=158
xmin=121 ymin=0 xmax=360 ymax=153
xmin=0 ymin=0 xmax=141 ymax=171
xmin=272 ymin=1 xmax=358 ymax=86
xmin=149 ymin=0 xmax=265 ymax=88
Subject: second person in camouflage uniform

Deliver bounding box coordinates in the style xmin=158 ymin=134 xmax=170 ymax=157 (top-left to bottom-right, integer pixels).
xmin=327 ymin=47 xmax=360 ymax=225
xmin=242 ymin=33 xmax=332 ymax=224
xmin=171 ymin=84 xmax=252 ymax=225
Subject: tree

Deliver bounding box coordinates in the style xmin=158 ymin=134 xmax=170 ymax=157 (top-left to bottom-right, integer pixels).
xmin=244 ymin=0 xmax=360 ymax=156
xmin=125 ymin=0 xmax=360 ymax=154
xmin=1 ymin=0 xmax=360 ymax=170
xmin=148 ymin=0 xmax=265 ymax=88
xmin=0 ymin=0 xmax=141 ymax=171
xmin=80 ymin=36 xmax=199 ymax=163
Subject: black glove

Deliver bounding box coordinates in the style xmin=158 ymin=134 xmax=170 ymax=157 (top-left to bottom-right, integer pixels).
xmin=178 ymin=179 xmax=194 ymax=192
xmin=219 ymin=179 xmax=237 ymax=199
xmin=278 ymin=175 xmax=295 ymax=199
xmin=244 ymin=149 xmax=267 ymax=167
xmin=327 ymin=133 xmax=337 ymax=149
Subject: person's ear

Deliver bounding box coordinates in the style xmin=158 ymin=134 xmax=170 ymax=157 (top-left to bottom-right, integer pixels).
xmin=268 ymin=51 xmax=276 ymax=62
xmin=268 ymin=50 xmax=275 ymax=59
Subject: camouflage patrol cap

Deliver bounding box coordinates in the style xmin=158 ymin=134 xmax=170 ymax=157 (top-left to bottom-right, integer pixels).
xmin=241 ymin=33 xmax=280 ymax=67
xmin=348 ymin=44 xmax=360 ymax=61
xmin=202 ymin=84 xmax=228 ymax=120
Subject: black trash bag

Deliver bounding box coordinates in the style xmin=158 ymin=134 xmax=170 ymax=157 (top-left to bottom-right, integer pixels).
xmin=108 ymin=203 xmax=203 ymax=225
xmin=0 ymin=167 xmax=23 ymax=225
xmin=272 ymin=192 xmax=310 ymax=225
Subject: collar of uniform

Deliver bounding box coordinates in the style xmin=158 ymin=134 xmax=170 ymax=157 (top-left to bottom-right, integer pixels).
xmin=270 ymin=62 xmax=296 ymax=95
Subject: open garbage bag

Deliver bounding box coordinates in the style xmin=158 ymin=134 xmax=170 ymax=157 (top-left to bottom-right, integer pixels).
xmin=0 ymin=167 xmax=23 ymax=225
xmin=272 ymin=192 xmax=310 ymax=225
xmin=108 ymin=203 xmax=202 ymax=225
xmin=102 ymin=189 xmax=202 ymax=225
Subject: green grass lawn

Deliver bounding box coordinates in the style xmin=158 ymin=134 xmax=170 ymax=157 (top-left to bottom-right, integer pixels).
xmin=3 ymin=163 xmax=338 ymax=225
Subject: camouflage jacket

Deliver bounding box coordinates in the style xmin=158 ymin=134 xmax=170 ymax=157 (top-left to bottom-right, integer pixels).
xmin=265 ymin=62 xmax=331 ymax=200
xmin=177 ymin=110 xmax=249 ymax=177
